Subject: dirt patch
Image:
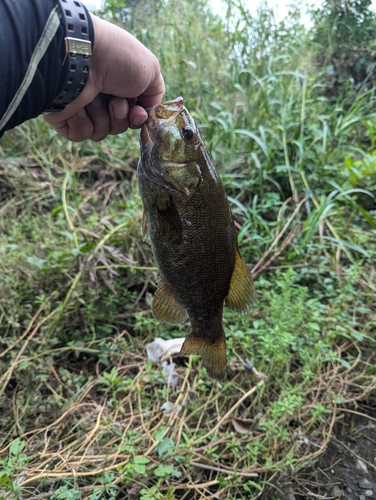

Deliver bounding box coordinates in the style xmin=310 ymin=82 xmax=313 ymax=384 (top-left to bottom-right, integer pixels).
xmin=270 ymin=405 xmax=376 ymax=499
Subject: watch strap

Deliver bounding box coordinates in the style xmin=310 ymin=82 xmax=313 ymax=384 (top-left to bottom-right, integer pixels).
xmin=44 ymin=0 xmax=92 ymax=112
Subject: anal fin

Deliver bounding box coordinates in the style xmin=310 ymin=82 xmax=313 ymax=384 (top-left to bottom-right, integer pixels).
xmin=152 ymin=276 xmax=188 ymax=324
xmin=225 ymin=249 xmax=255 ymax=314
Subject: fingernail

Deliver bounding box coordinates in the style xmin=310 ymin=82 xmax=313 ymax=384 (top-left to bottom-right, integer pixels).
xmin=132 ymin=114 xmax=147 ymax=127
xmin=114 ymin=100 xmax=128 ymax=120
xmin=76 ymin=108 xmax=87 ymax=119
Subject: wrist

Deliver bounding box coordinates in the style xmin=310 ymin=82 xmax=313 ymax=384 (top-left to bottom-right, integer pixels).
xmin=44 ymin=0 xmax=94 ymax=113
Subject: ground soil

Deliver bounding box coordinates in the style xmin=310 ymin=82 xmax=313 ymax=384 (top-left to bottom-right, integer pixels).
xmin=270 ymin=405 xmax=376 ymax=500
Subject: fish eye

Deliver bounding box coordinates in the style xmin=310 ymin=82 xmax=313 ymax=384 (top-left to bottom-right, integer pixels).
xmin=181 ymin=126 xmax=194 ymax=140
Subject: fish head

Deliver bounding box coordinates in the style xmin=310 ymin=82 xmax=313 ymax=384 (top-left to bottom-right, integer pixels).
xmin=139 ymin=97 xmax=203 ymax=196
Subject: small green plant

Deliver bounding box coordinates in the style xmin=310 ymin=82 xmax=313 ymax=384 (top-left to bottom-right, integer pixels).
xmin=52 ymin=484 xmax=82 ymax=500
xmin=139 ymin=485 xmax=176 ymax=500
xmin=0 ymin=439 xmax=30 ymax=495
xmin=119 ymin=456 xmax=151 ymax=480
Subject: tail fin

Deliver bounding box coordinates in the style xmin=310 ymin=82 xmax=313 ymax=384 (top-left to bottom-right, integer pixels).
xmin=179 ymin=334 xmax=227 ymax=380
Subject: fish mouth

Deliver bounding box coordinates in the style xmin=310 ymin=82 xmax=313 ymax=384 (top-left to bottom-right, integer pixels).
xmin=154 ymin=96 xmax=184 ymax=120
xmin=140 ymin=96 xmax=185 ymax=151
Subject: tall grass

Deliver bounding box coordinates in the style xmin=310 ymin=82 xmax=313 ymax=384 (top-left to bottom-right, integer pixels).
xmin=0 ymin=0 xmax=375 ymax=498
xmin=115 ymin=0 xmax=376 ymax=262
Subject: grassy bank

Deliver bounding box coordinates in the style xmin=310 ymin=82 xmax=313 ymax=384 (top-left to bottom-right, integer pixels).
xmin=0 ymin=1 xmax=375 ymax=498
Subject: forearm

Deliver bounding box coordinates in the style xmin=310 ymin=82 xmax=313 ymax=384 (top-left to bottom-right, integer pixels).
xmin=0 ymin=0 xmax=93 ymax=136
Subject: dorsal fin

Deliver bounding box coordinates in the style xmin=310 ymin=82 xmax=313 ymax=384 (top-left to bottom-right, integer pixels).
xmin=225 ymin=250 xmax=255 ymax=314
xmin=152 ymin=276 xmax=188 ymax=324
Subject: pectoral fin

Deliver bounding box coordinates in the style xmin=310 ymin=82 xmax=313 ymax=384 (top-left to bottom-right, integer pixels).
xmin=154 ymin=196 xmax=183 ymax=243
xmin=152 ymin=276 xmax=188 ymax=323
xmin=179 ymin=333 xmax=227 ymax=380
xmin=225 ymin=250 xmax=255 ymax=314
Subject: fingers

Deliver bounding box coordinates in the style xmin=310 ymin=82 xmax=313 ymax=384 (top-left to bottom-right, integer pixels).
xmin=108 ymin=97 xmax=131 ymax=135
xmin=85 ymin=95 xmax=131 ymax=140
xmin=87 ymin=96 xmax=132 ymax=138
xmin=128 ymin=104 xmax=148 ymax=129
xmin=43 ymin=96 xmax=133 ymax=141
xmin=43 ymin=108 xmax=94 ymax=142
xmin=85 ymin=94 xmax=110 ymax=141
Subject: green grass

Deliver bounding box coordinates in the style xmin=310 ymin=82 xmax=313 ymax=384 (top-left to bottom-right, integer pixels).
xmin=1 ymin=0 xmax=376 ymax=498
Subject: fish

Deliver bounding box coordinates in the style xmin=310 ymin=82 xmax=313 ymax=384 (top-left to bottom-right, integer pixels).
xmin=137 ymin=97 xmax=254 ymax=380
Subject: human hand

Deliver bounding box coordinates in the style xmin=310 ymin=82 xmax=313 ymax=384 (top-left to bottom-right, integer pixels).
xmin=43 ymin=15 xmax=165 ymax=142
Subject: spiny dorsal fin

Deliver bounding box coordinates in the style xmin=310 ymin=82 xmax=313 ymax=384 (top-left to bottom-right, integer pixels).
xmin=225 ymin=249 xmax=255 ymax=314
xmin=179 ymin=333 xmax=227 ymax=380
xmin=152 ymin=276 xmax=188 ymax=324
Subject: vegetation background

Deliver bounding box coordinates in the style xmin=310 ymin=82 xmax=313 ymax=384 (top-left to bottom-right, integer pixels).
xmin=0 ymin=0 xmax=375 ymax=498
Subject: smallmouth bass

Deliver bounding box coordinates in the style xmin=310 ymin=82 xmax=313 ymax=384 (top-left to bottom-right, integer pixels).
xmin=138 ymin=97 xmax=254 ymax=379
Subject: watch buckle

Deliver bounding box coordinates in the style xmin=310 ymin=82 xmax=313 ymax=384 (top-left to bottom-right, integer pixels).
xmin=64 ymin=37 xmax=92 ymax=63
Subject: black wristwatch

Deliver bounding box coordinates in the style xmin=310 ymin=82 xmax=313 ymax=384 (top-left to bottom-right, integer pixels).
xmin=44 ymin=0 xmax=93 ymax=112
